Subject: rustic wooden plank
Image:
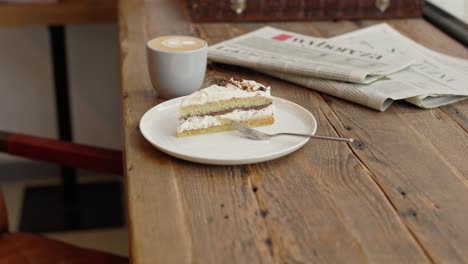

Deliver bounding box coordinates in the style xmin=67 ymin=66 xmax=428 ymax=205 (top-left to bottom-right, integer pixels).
xmin=309 ymin=19 xmax=468 ymax=264
xmin=207 ymin=19 xmax=466 ymax=260
xmin=395 ymin=103 xmax=468 ymax=179
xmin=319 ymin=20 xmax=468 ymax=180
xmin=441 ymin=103 xmax=468 ymax=132
xmin=120 ymin=0 xmax=191 ymax=263
xmin=0 ymin=0 xmax=116 ymax=26
xmin=356 ymin=20 xmax=468 ymax=177
xmin=246 ymin=74 xmax=430 ymax=263
xmin=320 ymin=96 xmax=468 ymax=263
xmin=121 ymin=1 xmax=273 ymax=263
xmin=200 ymin=23 xmax=430 ymax=263
xmin=173 ymin=162 xmax=273 ymax=263
xmin=315 ymin=19 xmax=468 ymax=172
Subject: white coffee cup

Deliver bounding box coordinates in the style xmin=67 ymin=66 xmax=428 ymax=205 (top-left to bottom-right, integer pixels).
xmin=146 ymin=35 xmax=208 ymax=99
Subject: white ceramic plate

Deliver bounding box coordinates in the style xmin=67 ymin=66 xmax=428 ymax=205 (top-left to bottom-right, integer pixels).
xmin=139 ymin=97 xmax=317 ymax=165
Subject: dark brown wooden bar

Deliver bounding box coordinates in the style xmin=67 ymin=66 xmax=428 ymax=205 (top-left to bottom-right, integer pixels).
xmin=0 ymin=0 xmax=116 ymax=26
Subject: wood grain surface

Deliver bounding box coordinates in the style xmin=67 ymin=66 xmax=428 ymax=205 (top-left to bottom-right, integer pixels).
xmin=120 ymin=0 xmax=468 ymax=263
xmin=0 ymin=0 xmax=116 ymax=26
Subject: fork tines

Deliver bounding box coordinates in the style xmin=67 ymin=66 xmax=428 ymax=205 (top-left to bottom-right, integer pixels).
xmin=231 ymin=121 xmax=250 ymax=132
xmin=230 ymin=121 xmax=265 ymax=140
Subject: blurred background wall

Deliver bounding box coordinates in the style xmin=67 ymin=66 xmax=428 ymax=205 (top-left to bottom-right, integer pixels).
xmin=0 ymin=24 xmax=122 ymax=172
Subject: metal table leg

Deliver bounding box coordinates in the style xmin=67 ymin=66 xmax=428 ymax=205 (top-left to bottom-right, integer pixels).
xmin=19 ymin=25 xmax=123 ymax=232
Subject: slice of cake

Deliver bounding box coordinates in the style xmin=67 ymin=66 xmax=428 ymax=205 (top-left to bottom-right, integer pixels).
xmin=176 ymin=78 xmax=275 ymax=137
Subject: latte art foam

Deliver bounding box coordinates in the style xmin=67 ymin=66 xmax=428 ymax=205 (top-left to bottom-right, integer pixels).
xmin=162 ymin=38 xmax=197 ymax=48
xmin=148 ymin=36 xmax=206 ymax=52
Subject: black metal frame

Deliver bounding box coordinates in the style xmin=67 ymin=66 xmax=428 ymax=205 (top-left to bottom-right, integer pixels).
xmin=19 ymin=25 xmax=123 ymax=232
xmin=423 ymin=1 xmax=468 ymax=47
xmin=49 ymin=26 xmax=79 ymax=226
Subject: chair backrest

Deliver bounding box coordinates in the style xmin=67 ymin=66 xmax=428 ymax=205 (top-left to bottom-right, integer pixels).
xmin=0 ymin=133 xmax=8 ymax=231
xmin=0 ymin=130 xmax=124 ymax=234
xmin=0 ymin=188 xmax=9 ymax=233
xmin=0 ymin=131 xmax=122 ymax=175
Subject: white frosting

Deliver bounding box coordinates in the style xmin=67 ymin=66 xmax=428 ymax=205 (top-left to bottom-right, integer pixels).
xmin=177 ymin=105 xmax=274 ymax=133
xmin=181 ymin=79 xmax=271 ymax=107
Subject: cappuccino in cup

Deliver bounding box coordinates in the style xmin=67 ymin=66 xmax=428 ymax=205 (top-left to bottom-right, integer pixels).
xmin=146 ymin=36 xmax=208 ymax=99
xmin=148 ymin=36 xmax=206 ymax=52
xmin=147 ymin=36 xmax=208 ymax=99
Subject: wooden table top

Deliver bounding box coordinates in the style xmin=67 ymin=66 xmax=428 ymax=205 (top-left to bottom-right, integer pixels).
xmin=120 ymin=0 xmax=468 ymax=263
xmin=0 ymin=0 xmax=116 ymax=26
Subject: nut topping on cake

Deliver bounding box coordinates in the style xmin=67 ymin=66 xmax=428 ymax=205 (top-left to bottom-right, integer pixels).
xmin=212 ymin=77 xmax=269 ymax=92
xmin=213 ymin=79 xmax=228 ymax=87
xmin=227 ymin=78 xmax=267 ymax=92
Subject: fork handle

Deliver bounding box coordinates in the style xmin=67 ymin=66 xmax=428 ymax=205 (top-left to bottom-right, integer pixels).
xmin=275 ymin=133 xmax=354 ymax=143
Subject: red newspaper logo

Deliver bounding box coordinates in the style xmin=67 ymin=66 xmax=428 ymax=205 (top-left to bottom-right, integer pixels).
xmin=272 ymin=34 xmax=292 ymax=41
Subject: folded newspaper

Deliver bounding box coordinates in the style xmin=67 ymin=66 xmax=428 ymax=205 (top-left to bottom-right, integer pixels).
xmin=208 ymin=24 xmax=468 ymax=111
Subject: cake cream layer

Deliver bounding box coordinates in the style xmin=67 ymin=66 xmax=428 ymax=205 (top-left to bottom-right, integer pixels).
xmin=179 ymin=79 xmax=272 ymax=119
xmin=181 ymin=80 xmax=271 ymax=107
xmin=177 ymin=104 xmax=275 ymax=133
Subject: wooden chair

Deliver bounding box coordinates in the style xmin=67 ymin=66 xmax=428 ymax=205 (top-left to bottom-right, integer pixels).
xmin=0 ymin=0 xmax=122 ymax=233
xmin=0 ymin=131 xmax=127 ymax=263
xmin=0 ymin=131 xmax=122 ymax=175
xmin=0 ymin=188 xmax=127 ymax=264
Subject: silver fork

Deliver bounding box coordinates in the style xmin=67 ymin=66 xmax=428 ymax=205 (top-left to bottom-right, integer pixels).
xmin=231 ymin=121 xmax=354 ymax=143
